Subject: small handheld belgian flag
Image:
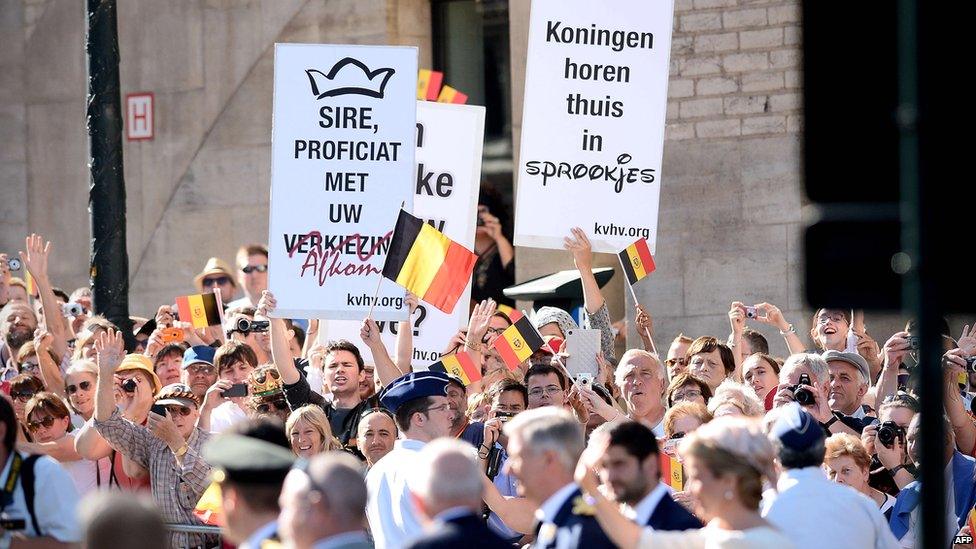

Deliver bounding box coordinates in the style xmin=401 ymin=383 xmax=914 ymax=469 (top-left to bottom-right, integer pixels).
xmin=492 ymin=316 xmax=545 ymax=371
xmin=382 ymin=210 xmax=477 ymax=314
xmin=617 ymin=238 xmax=656 ymax=286
xmin=176 ymin=293 xmax=222 ymax=329
xmin=659 ymin=453 xmax=684 ymax=490
xmin=428 ymin=353 xmax=481 ymax=386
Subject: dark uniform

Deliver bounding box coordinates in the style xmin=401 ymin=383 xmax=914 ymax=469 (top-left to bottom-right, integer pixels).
xmin=533 ymin=487 xmax=615 ymax=549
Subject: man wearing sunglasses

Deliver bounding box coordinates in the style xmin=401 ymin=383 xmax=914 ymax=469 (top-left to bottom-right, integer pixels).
xmin=193 ymin=256 xmax=238 ymax=305
xmin=228 ymin=244 xmax=269 ymax=310
xmin=93 ymin=328 xmax=215 ymax=549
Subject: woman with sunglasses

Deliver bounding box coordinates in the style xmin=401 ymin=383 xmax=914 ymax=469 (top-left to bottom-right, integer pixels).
xmin=64 ymin=359 xmax=98 ymax=427
xmin=7 ymin=373 xmax=45 ymax=440
xmin=20 ymin=392 xmax=111 ymax=495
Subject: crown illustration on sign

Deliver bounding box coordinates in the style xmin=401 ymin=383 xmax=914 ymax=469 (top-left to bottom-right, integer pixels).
xmin=247 ymin=365 xmax=284 ymax=399
xmin=306 ymin=57 xmax=396 ymax=99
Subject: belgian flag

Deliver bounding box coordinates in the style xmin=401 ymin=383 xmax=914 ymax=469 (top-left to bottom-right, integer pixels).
xmin=617 ymin=238 xmax=656 ymax=285
xmin=659 ymin=453 xmax=684 ymax=490
xmin=429 ymin=353 xmax=481 ymax=386
xmin=176 ymin=293 xmax=222 ymax=329
xmin=492 ymin=316 xmax=545 ymax=371
xmin=382 ymin=210 xmax=477 ymax=314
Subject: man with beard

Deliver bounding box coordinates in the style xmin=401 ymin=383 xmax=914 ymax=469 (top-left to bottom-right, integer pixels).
xmin=262 ymin=291 xmax=369 ymax=454
xmin=589 ymin=421 xmax=701 ymax=530
xmin=1 ymin=300 xmax=38 ymax=379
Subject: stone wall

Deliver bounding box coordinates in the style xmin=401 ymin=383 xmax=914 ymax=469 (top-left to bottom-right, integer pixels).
xmin=0 ymin=0 xmax=431 ymax=315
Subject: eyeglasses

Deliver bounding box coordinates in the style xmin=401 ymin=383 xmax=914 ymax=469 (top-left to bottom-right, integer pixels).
xmin=665 ymin=357 xmax=686 ymax=367
xmin=241 ymin=264 xmax=268 ymax=274
xmin=10 ymin=390 xmax=36 ymax=402
xmin=673 ymin=389 xmax=702 ymax=401
xmin=66 ymin=381 xmax=93 ymax=394
xmin=528 ymin=385 xmax=563 ymax=398
xmin=670 ymin=431 xmax=686 ymax=440
xmin=187 ymin=364 xmax=216 ymax=376
xmin=817 ymin=313 xmax=847 ymax=325
xmin=19 ymin=361 xmax=39 ymax=372
xmin=256 ymin=399 xmax=289 ymax=414
xmin=164 ymin=405 xmax=192 ymax=417
xmin=202 ymin=276 xmax=231 ymax=287
xmin=26 ymin=416 xmax=57 ymax=432
xmin=424 ymin=403 xmax=452 ymax=414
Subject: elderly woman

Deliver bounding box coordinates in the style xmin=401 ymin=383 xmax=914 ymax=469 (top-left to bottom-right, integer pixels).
xmin=824 ymin=433 xmax=896 ymax=519
xmin=64 ymin=359 xmax=98 ymax=427
xmin=285 ymin=404 xmax=342 ymax=458
xmin=663 ymin=401 xmax=712 ymax=441
xmin=665 ymin=373 xmax=713 ymax=408
xmin=20 ymin=392 xmax=111 ymax=495
xmin=686 ymin=336 xmax=738 ymax=392
xmin=578 ymin=417 xmax=791 ymax=548
xmin=742 ymin=353 xmax=781 ymax=404
xmin=707 ymin=380 xmax=765 ymax=419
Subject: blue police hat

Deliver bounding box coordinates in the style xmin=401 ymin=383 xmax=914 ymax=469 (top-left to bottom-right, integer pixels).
xmin=769 ymin=402 xmax=825 ymax=452
xmin=379 ymin=371 xmax=452 ymax=412
xmin=182 ymin=345 xmax=216 ymax=370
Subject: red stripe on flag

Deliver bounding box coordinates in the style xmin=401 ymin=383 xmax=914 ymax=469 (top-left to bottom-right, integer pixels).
xmin=635 ymin=239 xmax=655 ymax=275
xmin=494 ymin=338 xmax=522 ymax=371
xmin=422 ymin=241 xmax=476 ymax=314
xmin=176 ymin=296 xmax=192 ymax=323
xmin=426 ymin=71 xmax=444 ymax=101
xmin=455 ymin=352 xmax=481 ymax=383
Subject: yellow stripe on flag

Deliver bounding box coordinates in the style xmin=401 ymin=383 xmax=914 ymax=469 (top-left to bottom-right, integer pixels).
xmin=187 ymin=294 xmax=208 ymax=328
xmin=437 ymin=85 xmax=458 ymax=103
xmin=441 ymin=354 xmax=471 ymax=385
xmin=394 ymin=223 xmax=450 ymax=298
xmin=626 ymin=243 xmax=648 ymax=281
xmin=502 ymin=328 xmax=535 ymax=363
xmin=417 ymin=69 xmax=431 ymax=100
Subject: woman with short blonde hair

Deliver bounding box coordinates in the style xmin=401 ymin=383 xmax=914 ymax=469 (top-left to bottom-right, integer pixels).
xmin=663 ymin=401 xmax=712 ymax=440
xmin=707 ymin=380 xmax=765 ymax=418
xmin=285 ymin=404 xmax=342 ymax=458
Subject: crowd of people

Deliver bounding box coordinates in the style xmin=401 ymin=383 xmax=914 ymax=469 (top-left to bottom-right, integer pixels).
xmin=0 ymin=216 xmax=972 ymax=549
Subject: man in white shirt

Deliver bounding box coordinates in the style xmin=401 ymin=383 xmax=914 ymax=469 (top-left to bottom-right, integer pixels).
xmin=614 ymin=350 xmax=667 ymax=436
xmin=365 ymin=371 xmax=456 ymax=549
xmin=763 ymin=403 xmax=899 ymax=549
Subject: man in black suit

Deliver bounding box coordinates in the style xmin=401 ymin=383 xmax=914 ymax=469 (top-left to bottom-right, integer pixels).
xmin=503 ymin=407 xmax=615 ymax=549
xmin=404 ymin=438 xmax=510 ymax=549
xmin=592 ymin=420 xmax=702 ymax=531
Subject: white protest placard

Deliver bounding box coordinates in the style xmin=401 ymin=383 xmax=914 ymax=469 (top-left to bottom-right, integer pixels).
xmin=268 ymin=44 xmax=418 ymax=320
xmin=320 ymin=101 xmax=486 ymax=367
xmin=513 ymin=0 xmax=675 ymax=254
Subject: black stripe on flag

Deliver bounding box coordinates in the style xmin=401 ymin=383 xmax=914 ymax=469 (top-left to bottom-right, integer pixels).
xmin=382 ymin=210 xmax=424 ymax=280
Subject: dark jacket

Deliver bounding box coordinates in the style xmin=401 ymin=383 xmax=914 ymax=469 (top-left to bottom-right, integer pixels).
xmin=646 ymin=491 xmax=702 ymax=531
xmin=532 ymin=487 xmax=615 ymax=549
xmin=404 ymin=511 xmax=511 ymax=549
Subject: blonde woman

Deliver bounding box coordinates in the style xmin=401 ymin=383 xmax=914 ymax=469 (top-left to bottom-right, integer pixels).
xmin=577 ymin=417 xmax=792 ymax=548
xmin=285 ymin=405 xmax=342 ymax=458
xmin=64 ymin=359 xmax=99 ymax=427
xmin=707 ymin=380 xmax=765 ymax=418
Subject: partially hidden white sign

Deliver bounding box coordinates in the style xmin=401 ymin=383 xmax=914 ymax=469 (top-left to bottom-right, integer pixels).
xmin=268 ymin=44 xmax=418 ymax=320
xmin=514 ymin=0 xmax=675 ymax=254
xmin=321 ymin=101 xmax=486 ymax=367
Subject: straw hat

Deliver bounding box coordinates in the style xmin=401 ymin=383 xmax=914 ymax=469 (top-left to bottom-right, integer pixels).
xmin=193 ymin=257 xmax=237 ymax=292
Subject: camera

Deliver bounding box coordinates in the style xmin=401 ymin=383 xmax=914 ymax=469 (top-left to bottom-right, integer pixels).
xmin=233 ymin=317 xmax=269 ymax=334
xmin=121 ymin=378 xmax=138 ymax=393
xmin=788 ymin=373 xmax=816 ymax=406
xmin=906 ymin=335 xmax=920 ymax=351
xmin=745 ymin=306 xmax=758 ymax=319
xmin=6 ymin=258 xmax=21 ymax=271
xmin=62 ymin=302 xmax=85 ymax=317
xmin=967 ymin=357 xmax=976 ymax=373
xmin=575 ymin=372 xmax=594 ymax=389
xmin=494 ymin=410 xmax=517 ymax=422
xmin=877 ymin=421 xmax=906 ymax=449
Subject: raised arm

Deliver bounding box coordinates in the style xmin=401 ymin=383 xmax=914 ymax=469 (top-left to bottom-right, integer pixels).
xmin=94 ymin=329 xmax=125 ymax=422
xmin=20 ymin=234 xmax=69 ymax=358
xmin=565 ymin=228 xmax=614 ymax=360
xmin=33 ymin=330 xmax=65 ymax=397
xmin=259 ymin=290 xmax=301 ymax=385
xmin=755 ymin=302 xmax=806 ymax=354
xmin=874 ymin=331 xmax=910 ymax=406
xmin=395 ymin=293 xmax=419 ymax=375
xmin=19 ymin=434 xmax=83 ymax=462
xmin=481 ymin=475 xmax=537 ymax=534
xmin=361 ymin=318 xmax=400 ymax=387
xmin=944 ymin=348 xmax=976 ymax=455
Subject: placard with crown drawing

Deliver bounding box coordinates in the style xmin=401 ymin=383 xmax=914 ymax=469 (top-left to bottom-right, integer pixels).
xmin=268 ymin=43 xmax=418 ymax=320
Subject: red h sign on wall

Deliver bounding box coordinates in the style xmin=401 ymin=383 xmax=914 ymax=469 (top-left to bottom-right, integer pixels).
xmin=126 ymin=93 xmax=154 ymax=141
